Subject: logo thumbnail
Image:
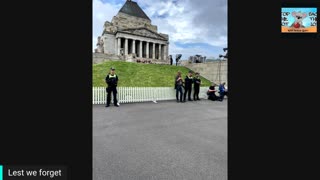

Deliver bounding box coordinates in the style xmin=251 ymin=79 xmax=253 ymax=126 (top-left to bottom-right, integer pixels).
xmin=281 ymin=7 xmax=317 ymax=33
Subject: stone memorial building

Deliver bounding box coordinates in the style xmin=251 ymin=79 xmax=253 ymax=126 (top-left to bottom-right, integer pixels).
xmin=188 ymin=55 xmax=207 ymax=63
xmin=95 ymin=0 xmax=170 ymax=64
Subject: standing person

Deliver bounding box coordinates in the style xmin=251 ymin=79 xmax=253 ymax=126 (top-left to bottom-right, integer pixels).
xmin=207 ymin=82 xmax=218 ymax=101
xmin=183 ymin=71 xmax=194 ymax=102
xmin=174 ymin=71 xmax=179 ymax=90
xmin=218 ymin=82 xmax=228 ymax=101
xmin=105 ymin=67 xmax=119 ymax=107
xmin=193 ymin=72 xmax=201 ymax=101
xmin=175 ymin=71 xmax=184 ymax=103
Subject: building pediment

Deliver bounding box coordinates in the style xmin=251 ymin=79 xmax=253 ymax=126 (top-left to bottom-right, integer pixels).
xmin=118 ymin=28 xmax=167 ymax=40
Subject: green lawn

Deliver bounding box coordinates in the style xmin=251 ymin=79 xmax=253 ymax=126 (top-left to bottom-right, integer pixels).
xmin=93 ymin=61 xmax=212 ymax=87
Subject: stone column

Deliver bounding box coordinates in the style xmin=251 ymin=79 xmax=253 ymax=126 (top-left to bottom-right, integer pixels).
xmin=125 ymin=38 xmax=128 ymax=55
xmin=132 ymin=40 xmax=136 ymax=55
xmin=117 ymin=38 xmax=121 ymax=55
xmin=163 ymin=45 xmax=166 ymax=61
xmin=152 ymin=42 xmax=155 ymax=59
xmin=158 ymin=44 xmax=162 ymax=60
xmin=114 ymin=38 xmax=117 ymax=55
xmin=139 ymin=40 xmax=143 ymax=58
xmin=166 ymin=43 xmax=169 ymax=59
xmin=146 ymin=42 xmax=149 ymax=59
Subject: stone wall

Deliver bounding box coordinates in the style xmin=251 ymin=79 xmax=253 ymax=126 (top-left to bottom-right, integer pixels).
xmin=92 ymin=53 xmax=123 ymax=64
xmin=104 ymin=33 xmax=116 ymax=54
xmin=181 ymin=61 xmax=228 ymax=85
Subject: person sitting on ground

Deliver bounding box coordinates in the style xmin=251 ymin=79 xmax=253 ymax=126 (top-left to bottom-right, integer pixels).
xmin=207 ymin=82 xmax=219 ymax=101
xmin=218 ymin=82 xmax=228 ymax=101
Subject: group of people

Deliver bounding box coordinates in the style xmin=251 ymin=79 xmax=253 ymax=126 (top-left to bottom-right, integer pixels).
xmin=175 ymin=71 xmax=227 ymax=103
xmin=175 ymin=70 xmax=202 ymax=102
xmin=104 ymin=67 xmax=227 ymax=107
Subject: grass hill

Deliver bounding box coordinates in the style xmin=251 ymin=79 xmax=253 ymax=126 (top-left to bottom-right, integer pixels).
xmin=93 ymin=61 xmax=212 ymax=87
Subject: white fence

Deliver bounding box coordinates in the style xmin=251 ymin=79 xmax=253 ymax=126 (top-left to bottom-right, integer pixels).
xmin=92 ymin=87 xmax=212 ymax=104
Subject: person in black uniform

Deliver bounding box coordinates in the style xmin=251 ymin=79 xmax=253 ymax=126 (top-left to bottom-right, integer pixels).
xmin=207 ymin=82 xmax=218 ymax=101
xmin=105 ymin=67 xmax=119 ymax=107
xmin=183 ymin=71 xmax=194 ymax=102
xmin=193 ymin=72 xmax=201 ymax=101
xmin=175 ymin=71 xmax=184 ymax=103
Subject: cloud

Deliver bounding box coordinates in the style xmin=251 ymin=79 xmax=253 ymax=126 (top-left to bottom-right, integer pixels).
xmin=93 ymin=0 xmax=227 ymax=59
xmin=92 ymin=0 xmax=120 ymax=51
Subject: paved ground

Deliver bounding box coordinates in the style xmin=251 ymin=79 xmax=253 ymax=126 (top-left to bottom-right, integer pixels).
xmin=93 ymin=99 xmax=227 ymax=180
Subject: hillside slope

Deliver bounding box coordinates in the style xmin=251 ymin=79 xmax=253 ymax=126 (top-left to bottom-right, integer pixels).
xmin=93 ymin=61 xmax=212 ymax=87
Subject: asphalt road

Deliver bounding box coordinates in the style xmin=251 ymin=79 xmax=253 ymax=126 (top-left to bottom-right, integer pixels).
xmin=93 ymin=99 xmax=227 ymax=180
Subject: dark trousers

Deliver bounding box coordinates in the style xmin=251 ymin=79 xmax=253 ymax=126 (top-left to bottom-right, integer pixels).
xmin=106 ymin=87 xmax=117 ymax=106
xmin=208 ymin=93 xmax=218 ymax=101
xmin=176 ymin=85 xmax=183 ymax=101
xmin=194 ymin=86 xmax=200 ymax=100
xmin=219 ymin=91 xmax=227 ymax=101
xmin=184 ymin=86 xmax=192 ymax=101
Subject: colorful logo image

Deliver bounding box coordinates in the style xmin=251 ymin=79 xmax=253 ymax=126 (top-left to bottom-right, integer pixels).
xmin=281 ymin=8 xmax=317 ymax=33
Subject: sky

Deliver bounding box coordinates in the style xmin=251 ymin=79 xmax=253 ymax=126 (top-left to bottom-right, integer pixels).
xmin=93 ymin=0 xmax=227 ymax=60
xmin=281 ymin=8 xmax=317 ymax=27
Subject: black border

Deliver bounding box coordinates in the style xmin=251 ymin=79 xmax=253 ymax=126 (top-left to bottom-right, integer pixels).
xmin=0 ymin=0 xmax=92 ymax=180
xmin=229 ymin=0 xmax=319 ymax=179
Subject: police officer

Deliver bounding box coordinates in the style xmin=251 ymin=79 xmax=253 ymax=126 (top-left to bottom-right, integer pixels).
xmin=183 ymin=70 xmax=194 ymax=102
xmin=105 ymin=67 xmax=119 ymax=107
xmin=207 ymin=82 xmax=218 ymax=101
xmin=193 ymin=72 xmax=201 ymax=101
